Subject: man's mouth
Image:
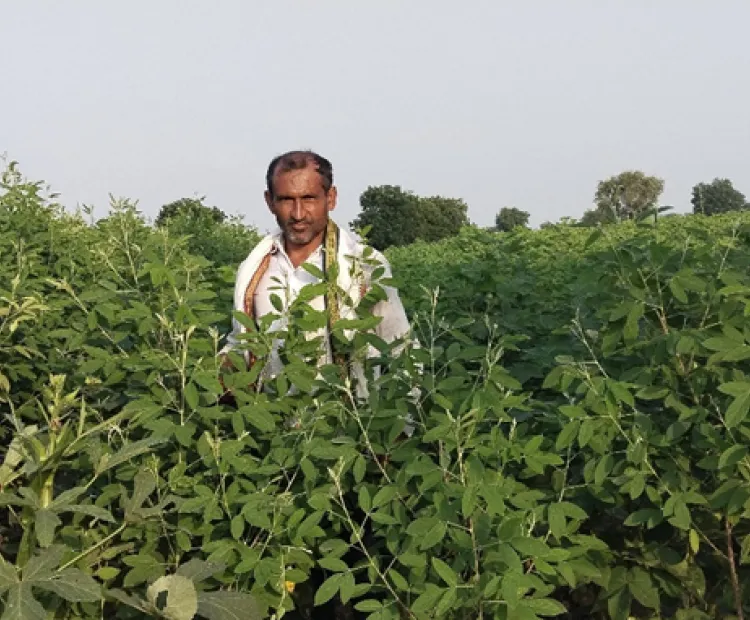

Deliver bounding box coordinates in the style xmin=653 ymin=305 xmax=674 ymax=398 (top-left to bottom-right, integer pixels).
xmin=289 ymin=223 xmax=308 ymax=231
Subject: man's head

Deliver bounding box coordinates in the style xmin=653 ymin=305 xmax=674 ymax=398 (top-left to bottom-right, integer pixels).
xmin=265 ymin=150 xmax=337 ymax=251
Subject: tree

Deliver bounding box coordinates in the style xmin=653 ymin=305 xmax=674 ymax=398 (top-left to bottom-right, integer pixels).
xmin=153 ymin=197 xmax=259 ymax=265
xmin=494 ymin=207 xmax=530 ymax=232
xmin=417 ymin=195 xmax=470 ymax=243
xmin=578 ymin=206 xmax=617 ymax=227
xmin=691 ymin=178 xmax=747 ymax=215
xmin=155 ymin=197 xmax=226 ymax=228
xmin=594 ymin=171 xmax=665 ymax=221
xmin=351 ymin=185 xmax=469 ymax=250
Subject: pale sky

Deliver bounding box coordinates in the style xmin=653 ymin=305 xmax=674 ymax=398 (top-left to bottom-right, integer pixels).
xmin=3 ymin=2 xmax=749 ymax=231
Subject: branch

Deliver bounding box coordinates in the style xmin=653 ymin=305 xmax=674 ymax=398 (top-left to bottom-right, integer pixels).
xmin=726 ymin=519 xmax=744 ymax=620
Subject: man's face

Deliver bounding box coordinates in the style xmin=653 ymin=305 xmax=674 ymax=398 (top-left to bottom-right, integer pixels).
xmin=265 ymin=166 xmax=337 ymax=250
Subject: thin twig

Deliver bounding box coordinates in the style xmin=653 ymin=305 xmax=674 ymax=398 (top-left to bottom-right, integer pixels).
xmin=726 ymin=519 xmax=744 ymax=620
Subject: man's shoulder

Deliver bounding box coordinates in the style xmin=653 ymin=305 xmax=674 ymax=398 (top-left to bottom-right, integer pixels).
xmin=234 ymin=232 xmax=279 ymax=283
xmin=240 ymin=231 xmax=280 ymax=262
xmin=337 ymin=224 xmax=390 ymax=264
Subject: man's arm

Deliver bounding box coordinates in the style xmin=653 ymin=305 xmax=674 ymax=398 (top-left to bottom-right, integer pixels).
xmin=368 ymin=252 xmax=412 ymax=346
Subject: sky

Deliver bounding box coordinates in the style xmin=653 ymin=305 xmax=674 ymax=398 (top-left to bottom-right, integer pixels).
xmin=2 ymin=2 xmax=749 ymax=231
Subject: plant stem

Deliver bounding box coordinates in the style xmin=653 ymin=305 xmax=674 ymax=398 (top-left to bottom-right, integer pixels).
xmin=726 ymin=519 xmax=744 ymax=620
xmin=59 ymin=523 xmax=127 ymax=571
xmin=331 ymin=469 xmax=414 ymax=619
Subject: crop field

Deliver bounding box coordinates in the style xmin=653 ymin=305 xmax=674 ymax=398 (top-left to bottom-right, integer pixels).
xmin=3 ymin=162 xmax=750 ymax=619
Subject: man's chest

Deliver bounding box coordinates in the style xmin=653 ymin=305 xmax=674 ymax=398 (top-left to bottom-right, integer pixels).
xmin=253 ymin=251 xmax=326 ymax=321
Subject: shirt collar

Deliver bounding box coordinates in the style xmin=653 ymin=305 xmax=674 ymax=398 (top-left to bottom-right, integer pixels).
xmin=270 ymin=237 xmax=324 ymax=263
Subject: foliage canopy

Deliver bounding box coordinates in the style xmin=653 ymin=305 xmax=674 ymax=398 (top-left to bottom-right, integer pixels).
xmin=3 ymin=161 xmax=750 ymax=619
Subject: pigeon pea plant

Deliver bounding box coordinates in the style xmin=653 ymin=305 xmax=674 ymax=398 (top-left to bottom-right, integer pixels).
xmin=2 ymin=160 xmax=750 ymax=619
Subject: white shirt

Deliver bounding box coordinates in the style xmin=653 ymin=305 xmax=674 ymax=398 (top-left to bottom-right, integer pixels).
xmin=252 ymin=237 xmax=411 ymax=382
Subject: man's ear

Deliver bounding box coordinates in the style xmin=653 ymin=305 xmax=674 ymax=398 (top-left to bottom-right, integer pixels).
xmin=264 ymin=190 xmax=274 ymax=212
xmin=327 ymin=186 xmax=338 ymax=213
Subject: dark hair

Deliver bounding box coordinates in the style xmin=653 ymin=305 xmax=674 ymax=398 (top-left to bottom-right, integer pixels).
xmin=265 ymin=150 xmax=333 ymax=197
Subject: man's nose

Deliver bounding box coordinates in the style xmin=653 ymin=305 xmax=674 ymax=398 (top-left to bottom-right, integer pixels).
xmin=291 ymin=200 xmax=304 ymax=220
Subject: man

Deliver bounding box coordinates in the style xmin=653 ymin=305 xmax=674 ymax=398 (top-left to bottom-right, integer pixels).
xmin=221 ymin=150 xmax=412 ymax=395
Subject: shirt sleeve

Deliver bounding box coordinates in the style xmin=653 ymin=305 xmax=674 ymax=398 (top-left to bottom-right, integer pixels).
xmin=367 ymin=250 xmax=412 ymax=345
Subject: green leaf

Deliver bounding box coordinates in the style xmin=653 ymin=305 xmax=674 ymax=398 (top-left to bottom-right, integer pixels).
xmin=635 ymin=386 xmax=670 ymax=400
xmin=594 ymin=454 xmax=614 ymax=487
xmin=524 ymin=597 xmax=568 ymax=616
xmin=184 ymin=382 xmax=199 ymax=410
xmin=372 ymin=486 xmax=398 ymax=508
xmin=411 ymin=584 xmax=444 ymax=614
xmin=607 ymin=587 xmax=632 ymax=620
xmin=558 ymin=404 xmax=586 ymax=419
xmin=63 ymin=504 xmax=116 ymax=523
xmin=314 ymin=574 xmax=342 ymax=606
xmin=628 ymin=473 xmax=645 ymax=500
xmin=719 ymin=444 xmax=748 ymax=469
xmin=496 ymin=546 xmax=522 ymax=572
xmin=689 ymin=529 xmax=700 ymax=554
xmin=609 ymin=382 xmax=634 ymax=408
xmin=435 ymin=586 xmax=458 ymax=616
xmin=354 ymin=599 xmax=383 ymax=612
xmin=96 ymin=437 xmax=165 ymax=475
xmin=578 ymin=420 xmax=595 ymax=447
xmin=176 ymin=560 xmax=225 ymax=583
xmin=726 ymin=391 xmax=750 ymax=428
xmin=624 ymin=509 xmax=662 ymax=528
xmin=420 ymin=521 xmax=447 ymax=550
xmin=318 ymin=557 xmax=349 ymax=572
xmin=242 ymin=407 xmax=276 ymax=433
xmin=719 ymin=381 xmax=750 ymax=398
xmin=557 ymin=502 xmax=588 ymax=521
xmin=192 ymin=373 xmax=224 ymax=396
xmin=124 ymin=470 xmax=157 ymax=520
xmin=2 ymin=583 xmax=47 ymax=620
xmin=722 ymin=346 xmax=750 ymax=361
xmin=0 ymin=558 xmax=19 ymax=594
xmin=624 ymin=303 xmax=643 ymax=345
xmin=462 ymin=486 xmax=478 ymax=518
xmin=703 ymin=337 xmax=738 ymax=352
xmin=230 ymin=515 xmax=244 ymax=540
xmin=431 ymin=557 xmax=457 ymax=587
xmin=669 ymin=499 xmax=691 ymax=530
xmin=397 ymin=553 xmax=426 ymax=568
xmin=387 ymin=568 xmax=409 ymax=592
xmin=548 ymin=503 xmax=566 ymax=538
xmin=339 ymin=571 xmax=355 ymax=604
xmin=49 ymin=487 xmax=86 ymax=507
xmin=34 ymin=509 xmax=61 ymax=548
xmin=95 ymin=567 xmax=120 ymax=581
xmin=146 ymin=575 xmax=198 ymax=620
xmin=512 ymin=537 xmax=550 ymax=558
xmin=301 ymin=263 xmax=325 ymax=280
xmin=353 ymin=455 xmax=366 ymax=484
xmin=197 ymin=591 xmax=263 ymax=620
xmin=555 ymin=420 xmax=579 ymax=450
xmin=33 ymin=568 xmax=102 ymax=602
xmin=22 ymin=546 xmax=65 ymax=582
xmin=358 ymin=486 xmax=371 ymax=513
xmin=628 ymin=567 xmax=659 ymax=609
xmin=370 ymin=512 xmax=398 ymax=525
xmin=740 ymin=533 xmax=750 ymax=565
xmin=669 ymin=277 xmax=688 ymax=303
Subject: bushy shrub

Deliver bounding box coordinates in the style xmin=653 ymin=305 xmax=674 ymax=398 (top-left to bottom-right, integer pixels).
xmin=2 ymin=162 xmax=750 ymax=619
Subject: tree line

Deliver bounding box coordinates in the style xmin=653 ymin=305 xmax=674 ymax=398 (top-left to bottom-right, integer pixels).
xmin=154 ymin=172 xmax=749 ymax=254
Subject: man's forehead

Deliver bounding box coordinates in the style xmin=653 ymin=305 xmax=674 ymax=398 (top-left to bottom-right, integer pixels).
xmin=272 ymin=167 xmax=325 ymax=193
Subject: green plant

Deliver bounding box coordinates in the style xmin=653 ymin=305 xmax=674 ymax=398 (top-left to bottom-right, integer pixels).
xmin=3 ymin=160 xmax=750 ymax=619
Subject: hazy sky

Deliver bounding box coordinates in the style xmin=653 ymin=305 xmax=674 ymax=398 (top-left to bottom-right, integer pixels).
xmin=3 ymin=2 xmax=749 ymax=231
